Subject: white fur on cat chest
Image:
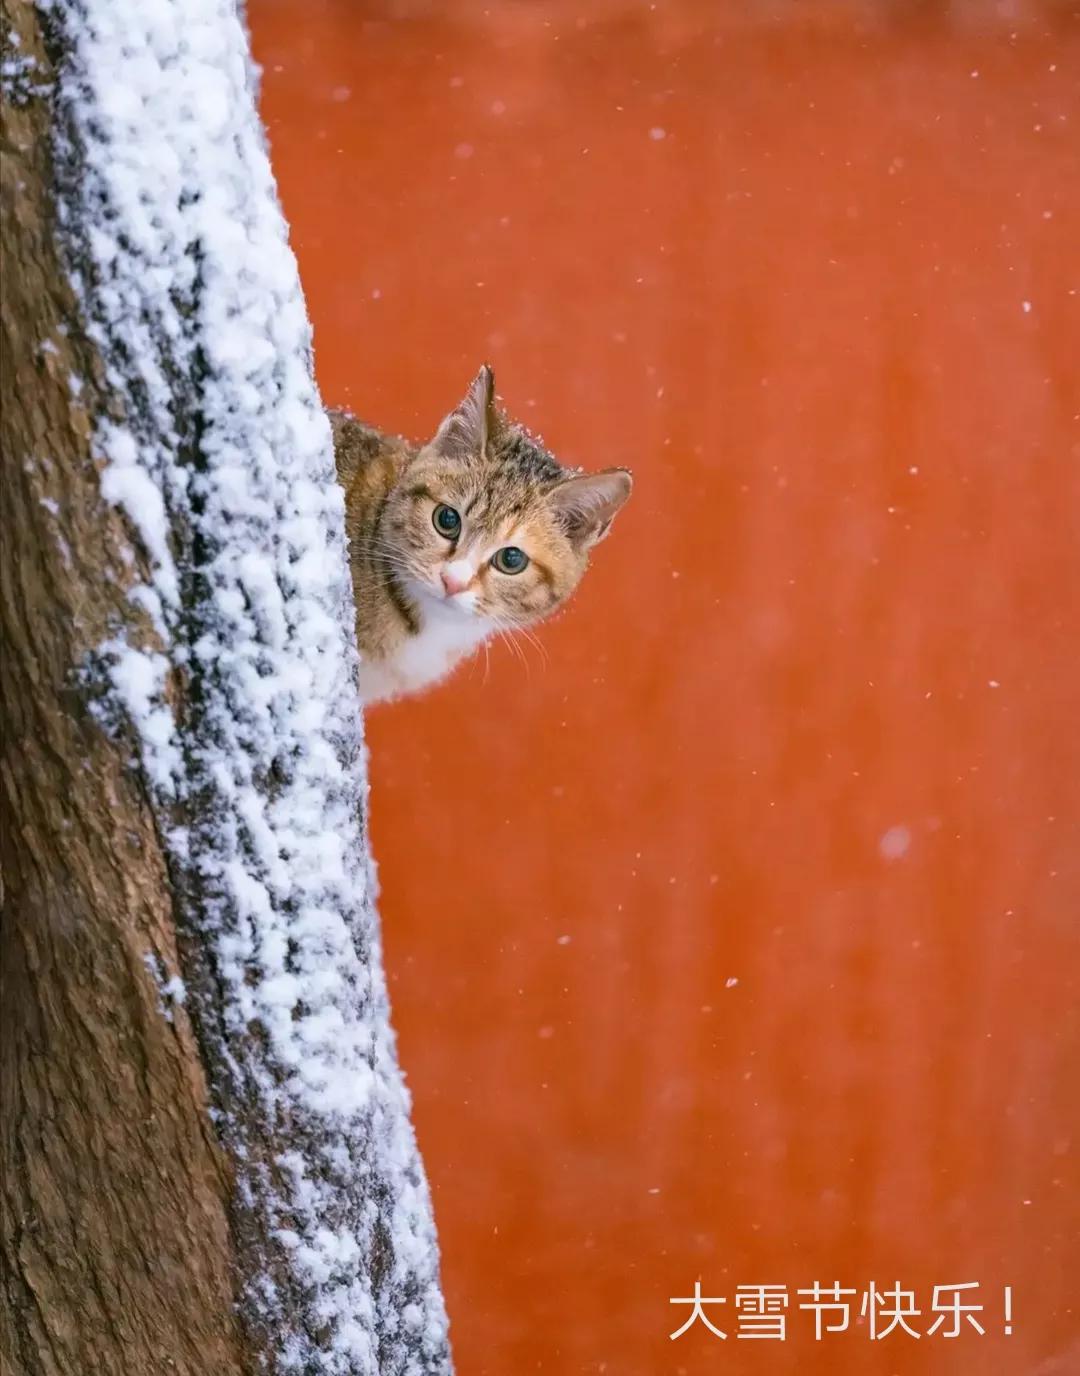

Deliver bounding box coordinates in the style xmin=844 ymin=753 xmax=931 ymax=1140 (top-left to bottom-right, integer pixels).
xmin=357 ymin=597 xmax=491 ymax=704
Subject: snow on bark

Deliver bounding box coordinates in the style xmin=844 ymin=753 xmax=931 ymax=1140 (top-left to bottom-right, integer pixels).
xmin=41 ymin=1 xmax=451 ymax=1370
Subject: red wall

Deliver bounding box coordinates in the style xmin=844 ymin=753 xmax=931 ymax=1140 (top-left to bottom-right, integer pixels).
xmin=251 ymin=5 xmax=1079 ymax=1372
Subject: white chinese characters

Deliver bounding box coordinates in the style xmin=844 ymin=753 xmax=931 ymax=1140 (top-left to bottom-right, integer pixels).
xmin=670 ymin=1281 xmax=1012 ymax=1341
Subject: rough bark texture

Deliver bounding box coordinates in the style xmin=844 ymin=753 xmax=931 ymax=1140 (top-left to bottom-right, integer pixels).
xmin=0 ymin=5 xmax=247 ymax=1375
xmin=1 ymin=3 xmax=451 ymax=1373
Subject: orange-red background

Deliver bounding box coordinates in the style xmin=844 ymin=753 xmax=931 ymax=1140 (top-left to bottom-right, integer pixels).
xmin=251 ymin=4 xmax=1079 ymax=1372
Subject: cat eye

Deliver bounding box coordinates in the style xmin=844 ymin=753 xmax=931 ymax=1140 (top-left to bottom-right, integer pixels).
xmin=432 ymin=504 xmax=461 ymax=538
xmin=492 ymin=546 xmax=529 ymax=575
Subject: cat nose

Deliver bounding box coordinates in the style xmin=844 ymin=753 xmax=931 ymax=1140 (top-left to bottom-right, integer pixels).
xmin=441 ymin=563 xmax=472 ymax=596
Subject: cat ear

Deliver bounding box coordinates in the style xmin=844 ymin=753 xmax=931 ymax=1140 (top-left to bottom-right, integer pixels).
xmin=548 ymin=468 xmax=632 ymax=547
xmin=432 ymin=364 xmax=497 ymax=458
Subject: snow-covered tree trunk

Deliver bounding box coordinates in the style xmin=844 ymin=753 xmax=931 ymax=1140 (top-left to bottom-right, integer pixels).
xmin=0 ymin=3 xmax=451 ymax=1373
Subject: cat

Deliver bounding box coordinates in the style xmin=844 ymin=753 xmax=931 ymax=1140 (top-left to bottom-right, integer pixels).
xmin=332 ymin=365 xmax=632 ymax=704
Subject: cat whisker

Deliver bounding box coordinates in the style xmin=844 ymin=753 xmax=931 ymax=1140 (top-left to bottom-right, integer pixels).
xmin=491 ymin=625 xmax=521 ymax=673
xmin=369 ymin=548 xmax=423 ymax=584
xmin=513 ymin=622 xmax=549 ymax=667
xmin=488 ymin=615 xmax=548 ymax=673
xmin=492 ymin=623 xmax=534 ymax=679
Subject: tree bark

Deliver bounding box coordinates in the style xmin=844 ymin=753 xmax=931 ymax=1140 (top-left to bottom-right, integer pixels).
xmin=0 ymin=4 xmax=451 ymax=1373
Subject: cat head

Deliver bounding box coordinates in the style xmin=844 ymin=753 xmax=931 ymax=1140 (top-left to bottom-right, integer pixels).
xmin=382 ymin=365 xmax=632 ymax=629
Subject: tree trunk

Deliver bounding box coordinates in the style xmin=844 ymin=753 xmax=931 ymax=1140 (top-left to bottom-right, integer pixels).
xmin=0 ymin=4 xmax=451 ymax=1374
